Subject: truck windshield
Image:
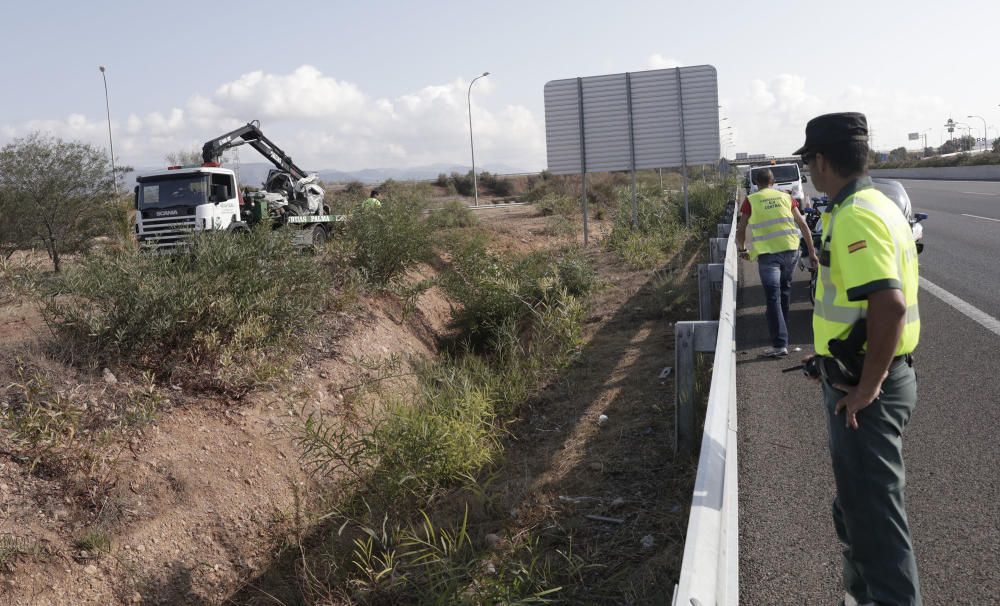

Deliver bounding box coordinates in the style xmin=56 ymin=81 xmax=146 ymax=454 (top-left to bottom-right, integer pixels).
xmin=139 ymin=175 xmax=207 ymax=209
xmin=752 ymin=165 xmax=800 ymax=184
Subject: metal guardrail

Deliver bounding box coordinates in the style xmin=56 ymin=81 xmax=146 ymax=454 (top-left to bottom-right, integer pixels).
xmin=672 ymin=194 xmax=740 ymax=605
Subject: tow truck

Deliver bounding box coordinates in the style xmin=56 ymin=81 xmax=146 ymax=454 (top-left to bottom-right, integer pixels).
xmin=134 ymin=121 xmax=343 ymax=250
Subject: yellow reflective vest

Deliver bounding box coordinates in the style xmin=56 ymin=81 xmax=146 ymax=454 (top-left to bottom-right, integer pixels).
xmin=747 ymin=188 xmax=800 ymax=260
xmin=813 ymin=181 xmax=920 ymax=356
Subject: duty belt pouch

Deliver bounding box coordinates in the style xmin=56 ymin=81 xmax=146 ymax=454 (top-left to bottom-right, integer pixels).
xmin=819 ymin=356 xmax=859 ymax=387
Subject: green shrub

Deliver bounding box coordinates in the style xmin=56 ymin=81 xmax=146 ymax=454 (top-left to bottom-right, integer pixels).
xmin=479 ymin=171 xmax=515 ymax=197
xmin=345 ymin=199 xmax=432 ymax=287
xmin=685 ymin=181 xmax=731 ymax=229
xmin=450 ymin=171 xmax=475 ymax=197
xmin=426 ymin=199 xmax=477 ymax=230
xmin=605 ymin=183 xmax=687 ymax=269
xmin=536 ymin=193 xmax=578 ymax=218
xmin=326 ymin=508 xmax=566 ymax=604
xmin=440 ymin=239 xmax=592 ymax=353
xmin=375 ymin=180 xmax=434 ymax=208
xmin=41 ymin=228 xmax=327 ymax=389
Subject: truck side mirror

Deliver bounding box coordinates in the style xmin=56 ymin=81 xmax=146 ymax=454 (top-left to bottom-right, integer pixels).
xmin=210 ymin=184 xmax=229 ymax=203
xmin=133 ymin=185 xmax=140 ymax=210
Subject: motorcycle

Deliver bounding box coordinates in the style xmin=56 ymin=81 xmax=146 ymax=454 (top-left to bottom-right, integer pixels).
xmin=798 ymin=180 xmax=927 ymax=305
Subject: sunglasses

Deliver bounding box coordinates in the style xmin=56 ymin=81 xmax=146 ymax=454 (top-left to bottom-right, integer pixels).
xmin=801 ymin=152 xmax=817 ymax=164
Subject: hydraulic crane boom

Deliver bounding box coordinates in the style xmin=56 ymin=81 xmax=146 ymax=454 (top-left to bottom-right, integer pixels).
xmin=201 ymin=120 xmax=309 ymax=180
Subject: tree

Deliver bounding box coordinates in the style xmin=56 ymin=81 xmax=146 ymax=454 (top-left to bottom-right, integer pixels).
xmin=939 ymin=138 xmax=962 ymax=154
xmin=993 ymin=138 xmax=1000 ymax=154
xmin=0 ymin=133 xmax=115 ymax=271
xmin=957 ymin=135 xmax=976 ymax=152
xmin=0 ymin=187 xmax=33 ymax=259
xmin=165 ymin=148 xmax=202 ymax=166
xmin=889 ymin=147 xmax=909 ymax=161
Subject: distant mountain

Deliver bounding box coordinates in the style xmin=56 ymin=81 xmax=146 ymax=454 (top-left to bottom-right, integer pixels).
xmin=127 ymin=162 xmax=532 ymax=187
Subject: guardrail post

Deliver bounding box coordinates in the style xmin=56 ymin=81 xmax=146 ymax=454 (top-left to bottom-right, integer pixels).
xmin=709 ymin=237 xmax=727 ymax=264
xmin=697 ymin=263 xmax=724 ymax=321
xmin=717 ymin=223 xmax=732 ymax=238
xmin=675 ymin=320 xmax=719 ymax=454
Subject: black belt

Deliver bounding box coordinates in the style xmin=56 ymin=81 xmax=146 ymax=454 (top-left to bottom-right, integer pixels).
xmin=890 ymin=353 xmax=914 ymax=369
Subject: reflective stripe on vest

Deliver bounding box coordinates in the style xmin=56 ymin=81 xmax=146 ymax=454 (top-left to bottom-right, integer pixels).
xmin=747 ymin=189 xmax=799 ymax=260
xmin=813 ymin=188 xmax=920 ymax=356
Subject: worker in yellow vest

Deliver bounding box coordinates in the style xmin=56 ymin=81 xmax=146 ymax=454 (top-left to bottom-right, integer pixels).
xmin=361 ymin=189 xmax=382 ymax=211
xmin=796 ymin=112 xmax=922 ymax=606
xmin=736 ymin=168 xmax=818 ymax=357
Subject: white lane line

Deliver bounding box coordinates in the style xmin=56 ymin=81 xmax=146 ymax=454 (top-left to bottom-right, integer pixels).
xmin=920 ymin=277 xmax=1000 ymax=337
xmin=961 ymin=213 xmax=1000 ymax=222
xmin=959 ymin=191 xmax=1000 ymax=196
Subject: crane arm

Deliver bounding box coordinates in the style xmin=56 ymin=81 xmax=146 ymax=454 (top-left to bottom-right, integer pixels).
xmin=201 ymin=120 xmax=309 ymax=180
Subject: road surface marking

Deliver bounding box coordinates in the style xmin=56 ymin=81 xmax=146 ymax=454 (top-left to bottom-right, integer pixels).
xmin=961 ymin=213 xmax=1000 ymax=222
xmin=920 ymin=277 xmax=1000 ymax=337
xmin=959 ymin=191 xmax=1000 ymax=196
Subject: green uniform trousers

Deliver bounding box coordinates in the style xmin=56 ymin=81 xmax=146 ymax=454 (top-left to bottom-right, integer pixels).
xmin=822 ymin=361 xmax=922 ymax=606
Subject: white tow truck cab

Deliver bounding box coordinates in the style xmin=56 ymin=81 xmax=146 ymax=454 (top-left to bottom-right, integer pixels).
xmin=135 ymin=166 xmax=243 ymax=248
xmin=748 ymin=163 xmax=807 ymax=202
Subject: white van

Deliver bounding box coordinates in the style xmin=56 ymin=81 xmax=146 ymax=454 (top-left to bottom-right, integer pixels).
xmin=748 ymin=163 xmax=806 ymax=202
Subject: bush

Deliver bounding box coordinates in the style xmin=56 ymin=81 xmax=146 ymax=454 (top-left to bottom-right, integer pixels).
xmin=41 ymin=228 xmax=328 ymax=390
xmin=478 ymin=171 xmax=514 ymax=197
xmin=345 ymin=199 xmax=432 ymax=287
xmin=440 ymin=238 xmax=593 ymax=353
xmin=449 ymin=171 xmax=475 ymax=197
xmin=426 ymin=199 xmax=477 ymax=230
xmin=605 ymin=183 xmax=687 ymax=269
xmin=685 ymin=181 xmax=732 ymax=229
xmin=536 ymin=193 xmax=578 ymax=218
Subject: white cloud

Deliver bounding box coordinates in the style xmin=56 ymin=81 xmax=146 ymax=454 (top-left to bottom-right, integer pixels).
xmin=728 ymin=74 xmax=950 ymax=155
xmin=214 ymin=65 xmax=367 ymax=121
xmin=0 ymin=66 xmax=544 ymax=172
xmin=647 ymin=54 xmax=683 ymax=70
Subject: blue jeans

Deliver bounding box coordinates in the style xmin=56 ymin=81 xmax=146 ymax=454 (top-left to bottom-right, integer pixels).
xmin=757 ymin=250 xmax=798 ymax=348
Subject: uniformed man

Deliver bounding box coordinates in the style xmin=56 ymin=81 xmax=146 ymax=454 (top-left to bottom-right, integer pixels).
xmin=736 ymin=168 xmax=818 ymax=357
xmin=796 ymin=112 xmax=922 ymax=606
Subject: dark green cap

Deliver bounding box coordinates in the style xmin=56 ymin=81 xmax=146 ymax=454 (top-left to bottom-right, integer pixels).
xmin=793 ymin=112 xmax=869 ymax=155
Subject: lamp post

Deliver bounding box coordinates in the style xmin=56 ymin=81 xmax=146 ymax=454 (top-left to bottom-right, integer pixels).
xmin=98 ymin=65 xmax=118 ymax=194
xmin=467 ymin=71 xmax=489 ymax=207
xmin=720 ymin=126 xmax=733 ymax=159
xmin=921 ymin=128 xmax=933 ymax=156
xmin=968 ymin=115 xmax=987 ymax=152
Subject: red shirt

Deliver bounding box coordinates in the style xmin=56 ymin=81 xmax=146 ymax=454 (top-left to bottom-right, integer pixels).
xmin=740 ymin=191 xmax=800 ymax=216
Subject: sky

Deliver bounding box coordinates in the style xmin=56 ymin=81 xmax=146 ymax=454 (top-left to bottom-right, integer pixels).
xmin=1 ymin=0 xmax=997 ymax=172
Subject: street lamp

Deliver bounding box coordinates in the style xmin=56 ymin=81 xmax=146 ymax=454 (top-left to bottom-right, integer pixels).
xmin=467 ymin=71 xmax=489 ymax=207
xmin=968 ymin=115 xmax=987 ymax=152
xmin=98 ymin=65 xmax=118 ymax=194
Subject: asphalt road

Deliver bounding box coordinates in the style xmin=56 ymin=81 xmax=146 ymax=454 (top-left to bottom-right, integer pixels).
xmin=737 ymin=179 xmax=1000 ymax=604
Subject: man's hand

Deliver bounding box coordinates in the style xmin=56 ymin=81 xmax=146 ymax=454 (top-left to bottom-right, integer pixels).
xmin=832 ymin=383 xmax=882 ymax=430
xmin=808 ymin=251 xmax=819 ymax=270
xmin=739 ymin=249 xmax=750 ymax=260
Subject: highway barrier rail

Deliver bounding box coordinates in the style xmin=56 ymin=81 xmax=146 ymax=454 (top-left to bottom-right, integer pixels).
xmin=672 ymin=192 xmax=739 ymax=605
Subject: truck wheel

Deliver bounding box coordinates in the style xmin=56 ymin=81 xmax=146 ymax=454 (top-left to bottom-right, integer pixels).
xmin=311 ymin=225 xmax=328 ymax=248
